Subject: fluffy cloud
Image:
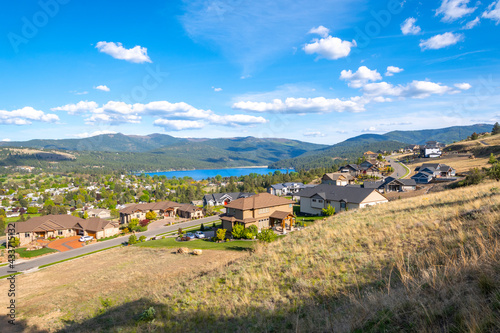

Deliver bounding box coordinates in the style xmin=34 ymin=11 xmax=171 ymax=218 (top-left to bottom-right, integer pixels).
xmin=303 ymin=131 xmax=325 ymax=137
xmin=303 ymin=36 xmax=356 ymax=60
xmin=2 ymin=138 xmax=11 ymax=142
xmin=95 ymin=41 xmax=152 ymax=63
xmin=51 ymin=101 xmax=99 ymax=115
xmin=363 ymin=80 xmax=454 ymax=99
xmin=463 ymin=16 xmax=481 ymax=29
xmin=74 ymin=130 xmax=117 ymax=138
xmin=419 ymin=32 xmax=464 ymax=50
xmin=436 ymin=0 xmax=477 ymax=22
xmin=385 ymin=66 xmax=404 ymax=76
xmin=483 ymin=1 xmax=500 ymax=24
xmin=362 ymin=127 xmax=378 ymax=133
xmin=308 ymin=25 xmax=330 ymax=38
xmin=455 ymin=82 xmax=472 ymax=90
xmin=51 ymin=100 xmax=267 ymax=128
xmin=0 ymin=107 xmax=59 ymax=125
xmin=340 ymin=66 xmax=382 ymax=88
xmin=233 ymin=97 xmax=366 ymax=114
xmin=212 ymin=86 xmax=222 ymax=92
xmin=94 ymin=85 xmax=110 ymax=92
xmin=401 ymin=17 xmax=421 ymax=35
xmin=153 ymin=119 xmax=205 ymax=131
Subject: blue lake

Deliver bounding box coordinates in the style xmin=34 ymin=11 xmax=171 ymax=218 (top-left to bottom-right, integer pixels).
xmin=145 ymin=167 xmax=293 ymax=180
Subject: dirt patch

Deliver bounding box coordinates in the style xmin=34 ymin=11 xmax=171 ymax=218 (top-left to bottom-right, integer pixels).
xmin=0 ymin=246 xmax=247 ymax=332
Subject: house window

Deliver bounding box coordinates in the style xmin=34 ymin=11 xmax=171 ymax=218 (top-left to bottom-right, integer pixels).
xmin=58 ymin=230 xmax=63 ymax=236
xmin=340 ymin=202 xmax=346 ymax=209
xmin=258 ymin=208 xmax=269 ymax=214
xmin=25 ymin=233 xmax=30 ymax=238
xmin=312 ymin=199 xmax=317 ymax=202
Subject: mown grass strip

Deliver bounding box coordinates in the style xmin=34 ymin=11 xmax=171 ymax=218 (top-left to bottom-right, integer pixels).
xmin=0 ymin=272 xmax=22 ymax=280
xmin=38 ymin=245 xmax=123 ymax=269
xmin=157 ymin=221 xmax=221 ymax=236
xmin=399 ymin=162 xmax=411 ymax=179
xmin=0 ymin=262 xmax=9 ymax=267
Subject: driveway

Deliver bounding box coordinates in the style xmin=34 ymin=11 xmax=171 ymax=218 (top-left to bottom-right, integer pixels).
xmin=47 ymin=236 xmax=84 ymax=252
xmin=386 ymin=156 xmax=410 ymax=179
xmin=0 ymin=215 xmax=221 ymax=277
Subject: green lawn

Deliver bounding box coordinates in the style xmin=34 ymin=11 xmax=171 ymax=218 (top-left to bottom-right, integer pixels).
xmin=158 ymin=220 xmax=222 ymax=236
xmin=97 ymin=234 xmax=123 ymax=242
xmin=295 ymin=215 xmax=325 ymax=227
xmin=15 ymin=247 xmax=57 ymax=258
xmin=135 ymin=237 xmax=254 ymax=251
xmin=7 ymin=213 xmax=42 ymax=223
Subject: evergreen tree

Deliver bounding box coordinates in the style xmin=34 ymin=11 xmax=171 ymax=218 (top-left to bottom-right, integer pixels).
xmin=493 ymin=122 xmax=500 ymax=135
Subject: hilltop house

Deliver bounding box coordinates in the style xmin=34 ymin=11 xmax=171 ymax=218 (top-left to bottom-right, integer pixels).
xmin=363 ymin=151 xmax=378 ymax=159
xmin=339 ymin=161 xmax=381 ymax=178
xmin=14 ymin=215 xmax=119 ymax=246
xmin=339 ymin=164 xmax=361 ymax=177
xmin=362 ymin=177 xmax=417 ymax=193
xmin=220 ymin=193 xmax=295 ymax=232
xmin=119 ymin=201 xmax=203 ymax=224
xmin=321 ymin=173 xmax=356 ymax=186
xmin=295 ymin=184 xmax=388 ymax=215
xmin=411 ymin=163 xmax=456 ymax=184
xmin=203 ymin=192 xmax=254 ymax=206
xmin=86 ymin=208 xmax=111 ymax=219
xmin=420 ymin=141 xmax=445 ymax=158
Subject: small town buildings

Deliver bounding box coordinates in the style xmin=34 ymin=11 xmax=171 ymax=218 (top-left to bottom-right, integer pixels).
xmin=220 ymin=193 xmax=295 ymax=232
xmin=86 ymin=208 xmax=111 ymax=219
xmin=321 ymin=173 xmax=356 ymax=186
xmin=296 ymin=184 xmax=388 ymax=215
xmin=203 ymin=192 xmax=254 ymax=206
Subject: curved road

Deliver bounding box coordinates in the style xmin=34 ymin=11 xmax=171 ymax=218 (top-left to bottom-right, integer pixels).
xmin=386 ymin=156 xmax=410 ymax=179
xmin=0 ymin=215 xmax=220 ymax=277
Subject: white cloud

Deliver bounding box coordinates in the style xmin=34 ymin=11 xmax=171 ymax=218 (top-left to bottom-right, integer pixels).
xmin=483 ymin=1 xmax=500 ymax=24
xmin=362 ymin=126 xmax=378 ymax=132
xmin=69 ymin=90 xmax=88 ymax=95
xmin=385 ymin=66 xmax=404 ymax=76
xmin=363 ymin=80 xmax=454 ymax=99
xmin=2 ymin=138 xmax=11 ymax=142
xmin=419 ymin=32 xmax=464 ymax=50
xmin=153 ymin=119 xmax=205 ymax=131
xmin=303 ymin=131 xmax=325 ymax=137
xmin=51 ymin=101 xmax=99 ymax=115
xmin=303 ymin=36 xmax=356 ymax=60
xmin=233 ymin=96 xmax=366 ymax=114
xmin=95 ymin=41 xmax=152 ymax=63
xmin=0 ymin=107 xmax=59 ymax=125
xmin=340 ymin=66 xmax=382 ymax=88
xmin=308 ymin=25 xmax=330 ymax=38
xmin=436 ymin=0 xmax=477 ymax=22
xmin=455 ymin=82 xmax=472 ymax=90
xmin=73 ymin=130 xmax=117 ymax=138
xmin=212 ymin=86 xmax=223 ymax=92
xmin=463 ymin=16 xmax=481 ymax=29
xmin=401 ymin=17 xmax=421 ymax=35
xmin=94 ymin=85 xmax=110 ymax=92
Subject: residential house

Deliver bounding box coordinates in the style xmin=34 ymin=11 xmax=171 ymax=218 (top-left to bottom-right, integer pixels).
xmin=296 ymin=184 xmax=388 ymax=216
xmin=73 ymin=218 xmax=120 ymax=239
xmin=203 ymin=192 xmax=255 ymax=206
xmin=339 ymin=164 xmax=361 ymax=177
xmin=411 ymin=163 xmax=456 ymax=184
xmin=86 ymin=208 xmax=111 ymax=219
xmin=363 ymin=177 xmax=417 ymax=193
xmin=363 ymin=151 xmax=378 ymax=159
xmin=358 ymin=160 xmax=381 ymax=176
xmin=268 ymin=182 xmax=305 ymax=196
xmin=420 ymin=141 xmax=444 ymax=158
xmin=411 ymin=172 xmax=434 ymax=184
xmin=321 ymin=173 xmax=356 ymax=186
xmin=220 ymin=193 xmax=295 ymax=232
xmin=119 ymin=200 xmax=204 ymax=224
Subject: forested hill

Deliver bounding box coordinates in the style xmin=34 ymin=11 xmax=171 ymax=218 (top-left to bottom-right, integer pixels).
xmin=269 ymin=123 xmax=493 ymax=169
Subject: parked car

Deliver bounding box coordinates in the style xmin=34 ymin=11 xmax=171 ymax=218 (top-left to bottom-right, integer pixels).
xmin=194 ymin=231 xmax=205 ymax=239
xmin=186 ymin=232 xmax=195 ymax=239
xmin=79 ymin=235 xmax=94 ymax=242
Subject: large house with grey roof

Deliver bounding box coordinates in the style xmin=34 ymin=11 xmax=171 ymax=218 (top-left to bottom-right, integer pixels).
xmin=203 ymin=192 xmax=254 ymax=206
xmin=411 ymin=163 xmax=456 ymax=184
xmin=268 ymin=182 xmax=308 ymax=196
xmin=296 ymin=184 xmax=388 ymax=216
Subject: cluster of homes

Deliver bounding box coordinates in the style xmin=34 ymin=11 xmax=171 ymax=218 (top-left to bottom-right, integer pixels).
xmin=119 ymin=201 xmax=203 ymax=224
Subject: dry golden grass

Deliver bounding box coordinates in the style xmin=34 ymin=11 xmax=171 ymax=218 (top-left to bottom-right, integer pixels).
xmin=3 ymin=181 xmax=500 ymax=332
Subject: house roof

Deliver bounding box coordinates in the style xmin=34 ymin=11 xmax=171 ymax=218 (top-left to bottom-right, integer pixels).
xmin=225 ymin=193 xmax=294 ymax=210
xmin=364 ymin=151 xmax=376 ymax=155
xmin=269 ymin=211 xmax=293 ymax=220
xmin=341 ymin=164 xmax=360 ymax=171
xmin=177 ymin=203 xmax=202 ymax=213
xmin=203 ymin=192 xmax=255 ymax=202
xmin=322 ymin=173 xmax=354 ymax=181
xmin=412 ymin=172 xmax=433 ymax=179
xmin=383 ymin=177 xmax=417 ymax=186
xmin=75 ymin=218 xmax=118 ymax=232
xmin=15 ymin=214 xmax=84 ymax=233
xmin=296 ymin=184 xmax=385 ymax=204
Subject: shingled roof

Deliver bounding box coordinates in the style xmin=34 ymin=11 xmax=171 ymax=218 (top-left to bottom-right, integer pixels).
xmin=74 ymin=217 xmax=118 ymax=232
xmin=14 ymin=214 xmax=84 ymax=233
xmin=225 ymin=193 xmax=294 ymax=210
xmin=296 ymin=184 xmax=384 ymax=204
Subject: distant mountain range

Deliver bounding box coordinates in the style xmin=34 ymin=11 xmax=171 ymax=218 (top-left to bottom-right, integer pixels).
xmin=0 ymin=124 xmax=493 ymax=172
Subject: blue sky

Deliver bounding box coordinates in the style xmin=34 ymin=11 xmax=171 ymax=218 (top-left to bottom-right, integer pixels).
xmin=1 ymin=0 xmax=499 ymax=144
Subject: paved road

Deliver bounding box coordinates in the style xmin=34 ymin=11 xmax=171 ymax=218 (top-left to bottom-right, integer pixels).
xmin=386 ymin=156 xmax=410 ymax=179
xmin=0 ymin=215 xmax=220 ymax=277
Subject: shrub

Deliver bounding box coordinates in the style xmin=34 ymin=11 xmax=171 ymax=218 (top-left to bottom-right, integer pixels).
xmin=243 ymin=228 xmax=254 ymax=240
xmin=322 ymin=205 xmax=335 ymax=216
xmin=231 ymin=224 xmax=245 ymax=239
xmin=488 ymin=153 xmax=497 ymax=164
xmin=178 ymin=228 xmax=183 ymax=236
xmin=128 ymin=218 xmax=139 ymax=230
xmin=139 ymin=235 xmax=146 ymax=242
xmin=216 ymin=229 xmax=226 ymax=242
xmin=139 ymin=219 xmax=150 ymax=227
xmin=8 ymin=237 xmax=20 ymax=248
xmin=257 ymin=229 xmax=277 ymax=243
xmin=458 ymin=168 xmax=485 ymax=187
xmin=122 ymin=228 xmax=129 ymax=234
xmin=138 ymin=306 xmax=156 ymax=322
xmin=128 ymin=235 xmax=137 ymax=245
xmin=247 ymin=225 xmax=258 ymax=237
xmin=27 ymin=207 xmax=38 ymax=214
xmin=200 ymin=223 xmax=205 ymax=231
xmin=145 ymin=211 xmax=157 ymax=220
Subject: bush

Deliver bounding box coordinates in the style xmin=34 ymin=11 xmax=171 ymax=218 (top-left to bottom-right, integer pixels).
xmin=128 ymin=235 xmax=137 ymax=245
xmin=231 ymin=224 xmax=245 ymax=239
xmin=139 ymin=235 xmax=146 ymax=242
xmin=145 ymin=211 xmax=157 ymax=220
xmin=9 ymin=237 xmax=20 ymax=248
xmin=322 ymin=205 xmax=335 ymax=216
xmin=139 ymin=219 xmax=150 ymax=227
xmin=200 ymin=223 xmax=205 ymax=231
xmin=138 ymin=307 xmax=156 ymax=322
xmin=122 ymin=228 xmax=129 ymax=234
xmin=216 ymin=229 xmax=226 ymax=242
xmin=247 ymin=225 xmax=258 ymax=237
xmin=128 ymin=218 xmax=139 ymax=230
xmin=257 ymin=229 xmax=277 ymax=243
xmin=27 ymin=207 xmax=38 ymax=214
xmin=458 ymin=168 xmax=485 ymax=187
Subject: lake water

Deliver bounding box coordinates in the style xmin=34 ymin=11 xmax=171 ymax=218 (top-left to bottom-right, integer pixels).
xmin=145 ymin=167 xmax=293 ymax=180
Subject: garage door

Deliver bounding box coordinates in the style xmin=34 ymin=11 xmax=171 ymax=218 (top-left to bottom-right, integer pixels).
xmin=87 ymin=232 xmax=96 ymax=238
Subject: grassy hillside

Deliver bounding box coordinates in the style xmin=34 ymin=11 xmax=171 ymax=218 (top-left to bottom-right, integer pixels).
xmin=6 ymin=181 xmax=500 ymax=332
